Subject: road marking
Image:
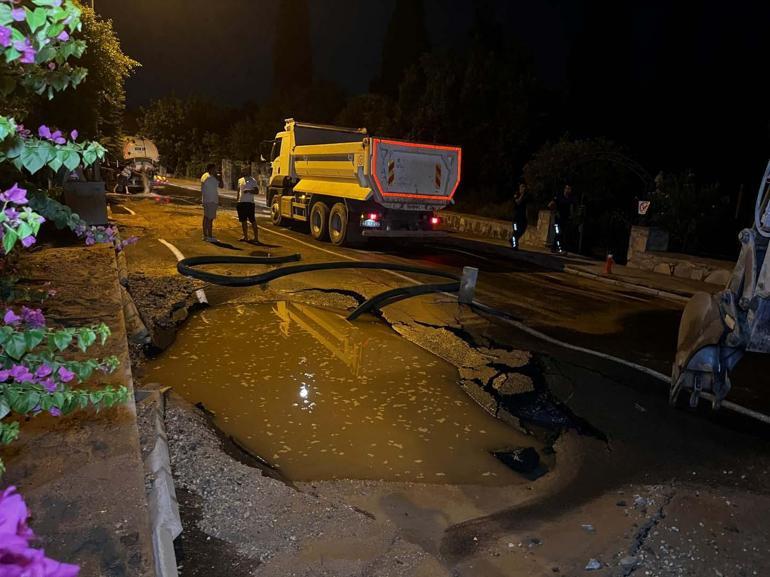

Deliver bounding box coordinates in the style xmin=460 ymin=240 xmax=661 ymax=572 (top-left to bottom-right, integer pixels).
xmin=158 ymin=239 xmax=208 ymax=305
xmin=122 ymin=205 xmax=136 ymax=216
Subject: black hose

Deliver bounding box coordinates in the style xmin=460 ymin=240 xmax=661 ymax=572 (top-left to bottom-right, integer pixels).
xmin=177 ymin=254 xmax=461 ymax=320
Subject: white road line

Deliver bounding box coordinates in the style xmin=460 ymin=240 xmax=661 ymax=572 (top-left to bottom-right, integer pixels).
xmin=158 ymin=239 xmax=208 ymax=305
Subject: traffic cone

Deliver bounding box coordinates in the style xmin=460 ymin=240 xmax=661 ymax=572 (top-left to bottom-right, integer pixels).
xmin=604 ymin=253 xmax=615 ymax=274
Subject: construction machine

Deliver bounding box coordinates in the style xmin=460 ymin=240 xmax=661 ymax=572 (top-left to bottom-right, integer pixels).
xmin=671 ymin=161 xmax=770 ymax=408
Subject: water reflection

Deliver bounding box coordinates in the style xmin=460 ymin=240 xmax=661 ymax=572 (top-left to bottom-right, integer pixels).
xmin=147 ymin=302 xmax=532 ymax=484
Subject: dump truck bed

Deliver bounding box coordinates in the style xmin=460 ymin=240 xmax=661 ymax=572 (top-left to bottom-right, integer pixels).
xmin=292 ymin=137 xmax=461 ymax=211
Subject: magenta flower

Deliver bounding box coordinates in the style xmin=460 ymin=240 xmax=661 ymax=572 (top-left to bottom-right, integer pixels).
xmin=56 ymin=31 xmax=69 ymax=42
xmin=0 ymin=184 xmax=28 ymax=205
xmin=0 ymin=486 xmax=33 ymax=541
xmin=38 ymin=126 xmax=52 ymax=140
xmin=70 ymin=130 xmax=78 ymax=141
xmin=34 ymin=364 xmax=53 ymax=379
xmin=21 ymin=307 xmax=46 ymax=328
xmin=13 ymin=38 xmax=36 ymax=64
xmin=0 ymin=486 xmax=80 ymax=577
xmin=49 ymin=407 xmax=62 ymax=417
xmin=9 ymin=365 xmax=34 ymax=383
xmin=57 ymin=367 xmax=75 ymax=383
xmin=41 ymin=378 xmax=57 ymax=393
xmin=48 ymin=62 xmax=56 ymax=70
xmin=0 ymin=26 xmax=11 ymax=49
xmin=11 ymin=7 xmax=25 ymax=21
xmin=4 ymin=208 xmax=19 ymax=222
xmin=21 ymin=235 xmax=36 ymax=248
xmin=0 ymin=369 xmax=9 ymax=382
xmin=3 ymin=309 xmax=21 ymax=326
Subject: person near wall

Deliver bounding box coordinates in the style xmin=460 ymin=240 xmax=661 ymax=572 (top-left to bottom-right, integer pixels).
xmin=548 ymin=183 xmax=576 ymax=253
xmin=511 ymin=182 xmax=530 ymax=250
xmin=200 ymin=163 xmax=220 ymax=242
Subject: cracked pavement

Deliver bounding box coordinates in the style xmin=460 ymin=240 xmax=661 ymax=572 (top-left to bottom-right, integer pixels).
xmin=112 ymin=189 xmax=770 ymax=576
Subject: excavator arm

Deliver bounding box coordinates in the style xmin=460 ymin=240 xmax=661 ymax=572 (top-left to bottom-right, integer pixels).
xmin=671 ymin=161 xmax=770 ymax=408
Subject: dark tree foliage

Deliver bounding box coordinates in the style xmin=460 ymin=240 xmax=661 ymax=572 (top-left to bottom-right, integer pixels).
xmin=273 ymin=0 xmax=313 ymax=100
xmin=370 ymin=0 xmax=429 ymax=96
xmin=22 ymin=3 xmax=139 ymax=154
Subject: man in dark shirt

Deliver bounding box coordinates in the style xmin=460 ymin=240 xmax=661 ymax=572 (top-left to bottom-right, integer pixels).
xmin=548 ymin=184 xmax=576 ymax=253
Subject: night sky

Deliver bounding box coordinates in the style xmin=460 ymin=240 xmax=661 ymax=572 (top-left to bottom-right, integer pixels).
xmin=96 ymin=0 xmax=571 ymax=107
xmin=96 ymin=0 xmax=770 ymax=187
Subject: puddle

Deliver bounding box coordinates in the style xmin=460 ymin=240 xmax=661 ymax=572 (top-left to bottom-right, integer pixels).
xmin=147 ymin=302 xmax=534 ymax=484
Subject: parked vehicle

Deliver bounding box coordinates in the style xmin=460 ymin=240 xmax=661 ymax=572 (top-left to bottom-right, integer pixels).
xmin=266 ymin=119 xmax=462 ymax=246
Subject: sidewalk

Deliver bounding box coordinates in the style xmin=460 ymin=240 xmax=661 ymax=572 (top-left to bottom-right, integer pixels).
xmin=2 ymin=245 xmax=154 ymax=576
xmin=443 ymin=232 xmax=725 ymax=301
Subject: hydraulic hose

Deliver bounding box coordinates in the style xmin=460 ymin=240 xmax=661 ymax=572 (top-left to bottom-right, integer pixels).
xmin=176 ymin=254 xmax=460 ymax=320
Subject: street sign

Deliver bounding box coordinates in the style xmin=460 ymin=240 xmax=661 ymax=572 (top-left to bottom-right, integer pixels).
xmin=638 ymin=200 xmax=651 ymax=215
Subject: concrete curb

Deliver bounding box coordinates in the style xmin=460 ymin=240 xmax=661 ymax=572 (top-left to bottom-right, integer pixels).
xmin=441 ymin=235 xmax=695 ymax=302
xmin=563 ymin=266 xmax=691 ymax=302
xmin=140 ymin=388 xmax=182 ymax=577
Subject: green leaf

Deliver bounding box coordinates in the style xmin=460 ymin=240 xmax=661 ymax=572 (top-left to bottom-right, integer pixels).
xmin=0 ymin=326 xmax=13 ymax=346
xmin=20 ymin=144 xmax=48 ymax=174
xmin=2 ymin=227 xmax=18 ymax=254
xmin=76 ymin=328 xmax=96 ymax=352
xmin=52 ymin=330 xmax=73 ymax=352
xmin=0 ymin=400 xmax=10 ymax=420
xmin=0 ymin=4 xmax=13 ymax=25
xmin=24 ymin=328 xmax=45 ymax=351
xmin=62 ymin=148 xmax=80 ymax=171
xmin=26 ymin=7 xmax=47 ymax=32
xmin=4 ymin=333 xmax=27 ymax=360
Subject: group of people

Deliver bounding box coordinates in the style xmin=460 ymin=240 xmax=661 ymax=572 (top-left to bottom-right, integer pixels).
xmin=200 ymin=164 xmax=261 ymax=243
xmin=510 ymin=183 xmax=577 ymax=254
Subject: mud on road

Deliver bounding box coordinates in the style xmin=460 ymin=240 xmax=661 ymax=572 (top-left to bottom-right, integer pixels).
xmin=114 ymin=195 xmax=770 ymax=577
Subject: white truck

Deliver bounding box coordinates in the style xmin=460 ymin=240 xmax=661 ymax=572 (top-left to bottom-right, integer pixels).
xmin=266 ymin=119 xmax=462 ymax=245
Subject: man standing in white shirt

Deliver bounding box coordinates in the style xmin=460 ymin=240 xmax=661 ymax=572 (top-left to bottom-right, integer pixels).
xmin=237 ymin=169 xmax=260 ymax=243
xmin=201 ymin=163 xmax=220 ymax=242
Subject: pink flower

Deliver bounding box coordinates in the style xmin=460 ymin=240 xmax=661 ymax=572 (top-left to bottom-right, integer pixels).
xmin=13 ymin=38 xmax=36 ymax=64
xmin=49 ymin=407 xmax=62 ymax=417
xmin=0 ymin=184 xmax=28 ymax=205
xmin=56 ymin=31 xmax=69 ymax=42
xmin=11 ymin=8 xmax=25 ymax=21
xmin=21 ymin=307 xmax=46 ymax=328
xmin=41 ymin=378 xmax=57 ymax=393
xmin=34 ymin=364 xmax=53 ymax=379
xmin=57 ymin=367 xmax=75 ymax=383
xmin=0 ymin=487 xmax=34 ymax=541
xmin=38 ymin=126 xmax=52 ymax=140
xmin=3 ymin=309 xmax=21 ymax=326
xmin=50 ymin=130 xmax=65 ymax=145
xmin=70 ymin=130 xmax=78 ymax=141
xmin=0 ymin=26 xmax=12 ymax=49
xmin=9 ymin=365 xmax=34 ymax=383
xmin=21 ymin=235 xmax=36 ymax=248
xmin=0 ymin=369 xmax=10 ymax=382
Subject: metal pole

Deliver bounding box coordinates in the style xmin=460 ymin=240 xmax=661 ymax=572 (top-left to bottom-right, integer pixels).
xmin=458 ymin=267 xmax=478 ymax=304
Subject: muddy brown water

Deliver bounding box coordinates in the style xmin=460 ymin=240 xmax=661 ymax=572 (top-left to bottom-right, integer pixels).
xmin=147 ymin=302 xmax=533 ymax=485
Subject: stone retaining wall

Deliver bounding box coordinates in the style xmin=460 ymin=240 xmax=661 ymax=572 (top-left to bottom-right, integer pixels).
xmin=440 ymin=209 xmax=555 ymax=248
xmin=626 ymin=226 xmax=733 ymax=285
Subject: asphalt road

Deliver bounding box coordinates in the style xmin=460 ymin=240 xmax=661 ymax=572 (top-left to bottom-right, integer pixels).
xmin=119 ymin=184 xmax=770 ymax=416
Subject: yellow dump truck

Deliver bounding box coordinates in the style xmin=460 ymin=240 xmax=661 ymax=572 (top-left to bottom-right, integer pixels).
xmin=266 ymin=119 xmax=462 ymax=245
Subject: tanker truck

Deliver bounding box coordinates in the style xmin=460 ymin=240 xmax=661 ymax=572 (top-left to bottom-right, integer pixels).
xmin=265 ymin=119 xmax=462 ymax=246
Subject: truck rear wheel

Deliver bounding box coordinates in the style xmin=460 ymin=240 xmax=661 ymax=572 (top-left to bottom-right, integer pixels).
xmin=329 ymin=202 xmax=349 ymax=246
xmin=309 ymin=201 xmax=329 ymax=241
xmin=270 ymin=195 xmax=284 ymax=226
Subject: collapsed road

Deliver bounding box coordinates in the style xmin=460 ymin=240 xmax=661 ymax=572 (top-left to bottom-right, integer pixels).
xmin=112 ymin=187 xmax=770 ymax=577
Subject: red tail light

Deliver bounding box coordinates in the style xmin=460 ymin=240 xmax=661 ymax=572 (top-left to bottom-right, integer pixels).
xmin=369 ymin=213 xmax=379 ymax=221
xmin=430 ymin=216 xmax=440 ymax=225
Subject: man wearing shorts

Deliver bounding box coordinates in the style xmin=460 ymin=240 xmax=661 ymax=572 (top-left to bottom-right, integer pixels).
xmin=237 ymin=169 xmax=259 ymax=242
xmin=201 ymin=163 xmax=219 ymax=242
